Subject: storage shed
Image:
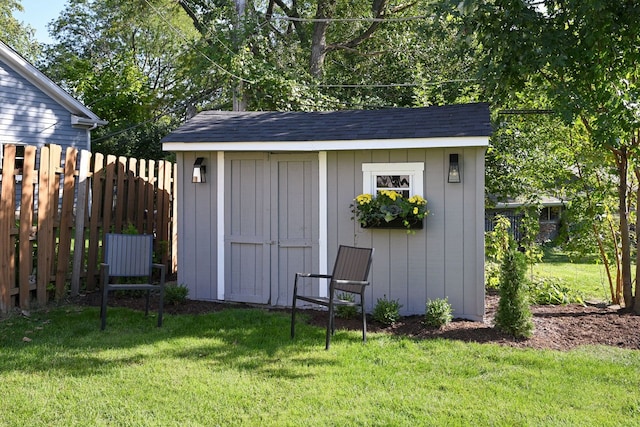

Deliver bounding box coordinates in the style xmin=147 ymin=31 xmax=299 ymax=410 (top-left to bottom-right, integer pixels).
xmin=162 ymin=103 xmax=491 ymax=320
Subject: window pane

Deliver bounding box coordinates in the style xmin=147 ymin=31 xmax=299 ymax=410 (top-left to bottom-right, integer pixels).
xmin=376 ymin=175 xmax=410 ymax=188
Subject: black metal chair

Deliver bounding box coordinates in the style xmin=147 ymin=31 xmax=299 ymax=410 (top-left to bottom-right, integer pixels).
xmin=291 ymin=245 xmax=374 ymax=349
xmin=100 ymin=233 xmax=166 ymax=330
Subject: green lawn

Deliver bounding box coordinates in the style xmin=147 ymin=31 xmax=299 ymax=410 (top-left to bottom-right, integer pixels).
xmin=531 ymin=249 xmax=614 ymax=302
xmin=1 ymin=305 xmax=639 ymax=426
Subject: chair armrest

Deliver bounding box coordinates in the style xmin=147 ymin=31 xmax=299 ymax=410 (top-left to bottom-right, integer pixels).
xmin=295 ymin=273 xmax=332 ymax=279
xmin=152 ymin=263 xmax=166 ymax=284
xmin=333 ymin=279 xmax=369 ymax=286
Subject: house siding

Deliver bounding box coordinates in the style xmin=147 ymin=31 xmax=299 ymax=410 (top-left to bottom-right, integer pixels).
xmin=0 ymin=63 xmax=88 ymax=150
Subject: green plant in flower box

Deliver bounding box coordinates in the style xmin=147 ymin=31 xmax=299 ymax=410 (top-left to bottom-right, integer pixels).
xmin=350 ymin=190 xmax=428 ymax=230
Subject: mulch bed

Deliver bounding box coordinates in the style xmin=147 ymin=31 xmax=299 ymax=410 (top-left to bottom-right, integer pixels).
xmin=78 ymin=290 xmax=640 ymax=351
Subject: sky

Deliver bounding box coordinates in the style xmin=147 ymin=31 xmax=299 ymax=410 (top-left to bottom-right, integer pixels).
xmin=14 ymin=0 xmax=68 ymax=44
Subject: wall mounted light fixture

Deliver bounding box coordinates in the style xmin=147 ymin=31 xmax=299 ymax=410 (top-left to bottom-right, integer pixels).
xmin=192 ymin=157 xmax=206 ymax=183
xmin=448 ymin=153 xmax=461 ymax=183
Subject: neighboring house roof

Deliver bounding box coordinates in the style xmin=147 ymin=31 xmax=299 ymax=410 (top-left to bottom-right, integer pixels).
xmin=162 ymin=103 xmax=492 ymax=152
xmin=0 ymin=40 xmax=106 ymax=128
xmin=491 ymin=196 xmax=566 ymax=209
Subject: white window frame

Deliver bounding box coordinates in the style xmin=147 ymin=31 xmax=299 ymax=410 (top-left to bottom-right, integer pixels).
xmin=362 ymin=162 xmax=424 ymax=196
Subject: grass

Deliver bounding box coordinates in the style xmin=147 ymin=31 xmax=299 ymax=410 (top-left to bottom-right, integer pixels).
xmin=530 ymin=248 xmax=614 ymax=302
xmin=1 ymin=305 xmax=640 ymax=426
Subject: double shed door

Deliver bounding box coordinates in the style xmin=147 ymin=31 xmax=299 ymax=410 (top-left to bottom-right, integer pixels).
xmin=225 ymin=153 xmax=319 ymax=306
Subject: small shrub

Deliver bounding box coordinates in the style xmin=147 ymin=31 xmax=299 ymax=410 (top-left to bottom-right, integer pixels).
xmin=528 ymin=276 xmax=585 ymax=306
xmin=372 ymin=295 xmax=402 ymax=325
xmin=165 ymin=283 xmax=189 ymax=305
xmin=123 ymin=223 xmax=139 ymax=235
xmin=485 ymin=261 xmax=501 ymax=289
xmin=425 ymin=298 xmax=453 ymax=328
xmin=495 ymin=246 xmax=534 ymax=339
xmin=335 ymin=293 xmax=359 ymax=319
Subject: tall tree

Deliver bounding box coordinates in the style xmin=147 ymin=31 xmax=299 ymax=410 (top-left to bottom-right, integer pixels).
xmin=457 ymin=0 xmax=640 ymax=311
xmin=175 ymin=0 xmax=480 ymax=110
xmin=42 ymin=0 xmax=200 ymax=158
xmin=0 ymin=0 xmax=41 ymax=61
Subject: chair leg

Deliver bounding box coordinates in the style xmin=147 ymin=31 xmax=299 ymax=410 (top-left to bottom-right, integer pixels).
xmin=157 ymin=285 xmax=164 ymax=327
xmin=361 ymin=298 xmax=367 ymax=343
xmin=291 ymin=275 xmax=299 ymax=339
xmin=326 ymin=302 xmax=334 ymax=350
xmin=100 ymin=285 xmax=109 ymax=330
xmin=291 ymin=301 xmax=297 ymax=339
xmin=144 ymin=290 xmax=151 ymax=316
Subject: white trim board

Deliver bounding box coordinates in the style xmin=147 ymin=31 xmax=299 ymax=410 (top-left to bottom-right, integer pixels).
xmin=163 ymin=136 xmax=489 ymax=153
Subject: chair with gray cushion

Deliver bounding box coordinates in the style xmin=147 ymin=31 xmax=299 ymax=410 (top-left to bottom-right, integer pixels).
xmin=291 ymin=245 xmax=374 ymax=349
xmin=100 ymin=233 xmax=166 ymax=330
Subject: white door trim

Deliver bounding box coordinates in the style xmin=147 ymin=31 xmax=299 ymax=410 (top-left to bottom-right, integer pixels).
xmin=319 ymin=151 xmax=328 ymax=297
xmin=217 ymin=151 xmax=225 ymax=300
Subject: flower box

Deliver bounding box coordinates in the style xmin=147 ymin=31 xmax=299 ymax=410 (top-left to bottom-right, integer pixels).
xmin=361 ymin=218 xmax=424 ymax=230
xmin=350 ymin=190 xmax=428 ymax=232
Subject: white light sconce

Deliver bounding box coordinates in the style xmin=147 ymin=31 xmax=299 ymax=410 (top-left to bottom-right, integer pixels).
xmin=448 ymin=153 xmax=461 ymax=183
xmin=192 ymin=157 xmax=206 ymax=183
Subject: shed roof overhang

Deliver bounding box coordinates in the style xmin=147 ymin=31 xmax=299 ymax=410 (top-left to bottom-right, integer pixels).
xmin=163 ymin=136 xmax=489 ymax=152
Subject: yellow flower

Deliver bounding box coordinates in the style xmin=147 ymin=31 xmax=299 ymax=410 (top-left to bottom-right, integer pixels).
xmin=408 ymin=195 xmax=426 ymax=205
xmin=356 ymin=193 xmax=372 ymax=205
xmin=413 ymin=207 xmax=418 ymax=215
xmin=380 ymin=190 xmax=401 ymax=201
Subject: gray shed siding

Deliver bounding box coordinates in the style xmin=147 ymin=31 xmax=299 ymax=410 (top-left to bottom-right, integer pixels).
xmin=176 ymin=146 xmax=485 ymax=320
xmin=0 ymin=63 xmax=88 ymax=149
xmin=175 ymin=151 xmax=219 ymax=301
xmin=327 ymin=147 xmax=484 ymax=320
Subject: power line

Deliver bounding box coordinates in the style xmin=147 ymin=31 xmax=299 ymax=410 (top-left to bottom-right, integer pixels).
xmin=142 ymin=0 xmax=252 ymax=84
xmin=177 ymin=0 xmax=236 ymax=56
xmin=317 ymin=79 xmax=476 ymax=88
xmin=271 ymin=15 xmax=430 ymax=23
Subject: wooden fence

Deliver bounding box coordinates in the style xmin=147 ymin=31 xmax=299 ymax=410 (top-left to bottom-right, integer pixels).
xmin=0 ymin=144 xmax=177 ymax=313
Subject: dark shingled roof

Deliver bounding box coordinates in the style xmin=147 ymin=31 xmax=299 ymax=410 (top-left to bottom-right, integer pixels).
xmin=162 ymin=103 xmax=492 ymax=143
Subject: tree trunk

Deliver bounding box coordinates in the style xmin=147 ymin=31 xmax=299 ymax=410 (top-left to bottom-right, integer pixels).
xmin=309 ymin=0 xmax=336 ymax=79
xmin=613 ymin=147 xmax=633 ymax=308
xmin=635 ymin=167 xmax=640 ymax=314
xmin=233 ymin=0 xmax=247 ymax=111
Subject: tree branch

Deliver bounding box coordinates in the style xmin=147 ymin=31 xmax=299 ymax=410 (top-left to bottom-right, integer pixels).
xmin=272 ymin=0 xmax=306 ymax=43
xmin=178 ymin=0 xmax=206 ymax=36
xmin=326 ymin=1 xmax=417 ymax=53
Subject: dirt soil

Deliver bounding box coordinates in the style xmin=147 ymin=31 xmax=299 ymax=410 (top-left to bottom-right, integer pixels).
xmin=80 ymin=290 xmax=640 ymax=351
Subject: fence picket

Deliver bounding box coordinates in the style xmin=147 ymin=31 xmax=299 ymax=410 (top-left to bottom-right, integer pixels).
xmin=0 ymin=144 xmax=176 ymax=313
xmin=55 ymin=147 xmax=77 ymax=299
xmin=86 ymin=153 xmax=104 ymax=291
xmin=71 ymin=150 xmax=91 ymax=296
xmin=135 ymin=159 xmax=147 ymax=233
xmin=114 ymin=156 xmax=126 ymax=232
xmin=146 ymin=160 xmax=156 ymax=236
xmin=0 ymin=145 xmax=16 ymax=312
xmin=19 ymin=146 xmax=37 ymax=308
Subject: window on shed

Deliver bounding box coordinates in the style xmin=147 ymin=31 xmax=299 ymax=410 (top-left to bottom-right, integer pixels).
xmin=362 ymin=163 xmax=424 ymax=197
